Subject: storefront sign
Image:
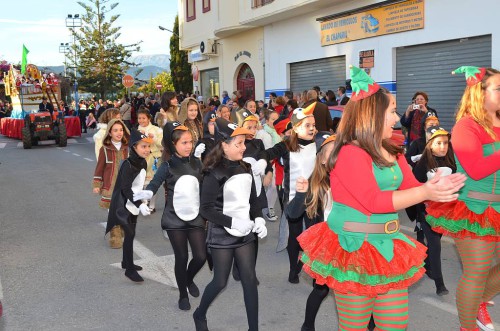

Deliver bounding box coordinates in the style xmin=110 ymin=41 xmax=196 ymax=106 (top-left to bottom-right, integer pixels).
xmin=320 ymin=0 xmax=424 ymax=46
xmin=234 ymin=51 xmax=251 ymax=62
xmin=359 ymin=50 xmax=374 ymax=68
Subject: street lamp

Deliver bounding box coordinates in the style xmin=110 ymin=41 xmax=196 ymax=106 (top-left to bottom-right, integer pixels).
xmin=59 ymin=42 xmax=70 ymax=77
xmin=66 ymin=14 xmax=82 ymax=115
xmin=158 ymin=25 xmax=179 ymax=37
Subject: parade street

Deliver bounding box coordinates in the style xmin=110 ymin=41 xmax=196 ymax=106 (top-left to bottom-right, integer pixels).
xmin=0 ymin=133 xmax=499 ymax=331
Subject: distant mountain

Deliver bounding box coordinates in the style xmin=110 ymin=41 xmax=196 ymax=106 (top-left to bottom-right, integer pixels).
xmin=38 ymin=53 xmax=170 ymax=83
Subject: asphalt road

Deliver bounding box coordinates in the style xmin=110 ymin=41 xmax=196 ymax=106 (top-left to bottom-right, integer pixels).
xmin=0 ymin=132 xmax=499 ymax=331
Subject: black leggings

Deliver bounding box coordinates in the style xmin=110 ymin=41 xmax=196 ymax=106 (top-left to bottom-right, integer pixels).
xmin=197 ymin=242 xmax=259 ymax=331
xmin=421 ymin=219 xmax=444 ymax=284
xmin=303 ymin=281 xmax=329 ymax=329
xmin=166 ymin=228 xmax=207 ymax=299
xmin=122 ymin=223 xmax=136 ymax=270
xmin=287 ymin=220 xmax=304 ymax=274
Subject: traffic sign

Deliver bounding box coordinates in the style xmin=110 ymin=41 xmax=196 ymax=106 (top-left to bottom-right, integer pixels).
xmin=155 ymin=83 xmax=163 ymax=90
xmin=122 ymin=74 xmax=134 ymax=88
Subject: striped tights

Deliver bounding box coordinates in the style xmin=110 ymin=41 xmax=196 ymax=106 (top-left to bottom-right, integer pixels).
xmin=334 ymin=289 xmax=408 ymax=330
xmin=455 ymin=238 xmax=500 ymax=329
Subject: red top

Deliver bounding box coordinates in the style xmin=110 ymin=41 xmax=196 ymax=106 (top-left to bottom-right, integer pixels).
xmin=330 ymin=144 xmax=420 ymax=215
xmin=452 ymin=117 xmax=500 ymax=181
xmin=274 ymin=105 xmax=284 ymax=115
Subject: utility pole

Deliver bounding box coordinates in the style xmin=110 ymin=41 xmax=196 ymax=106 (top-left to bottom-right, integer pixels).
xmin=65 ymin=14 xmax=82 ymax=115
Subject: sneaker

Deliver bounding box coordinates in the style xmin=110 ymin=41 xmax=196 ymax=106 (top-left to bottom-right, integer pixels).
xmin=477 ymin=302 xmax=495 ymax=331
xmin=266 ymin=208 xmax=278 ymax=222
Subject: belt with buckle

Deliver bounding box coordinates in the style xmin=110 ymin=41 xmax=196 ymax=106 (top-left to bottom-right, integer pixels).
xmin=343 ymin=219 xmax=399 ymax=234
xmin=467 ymin=190 xmax=500 ymax=202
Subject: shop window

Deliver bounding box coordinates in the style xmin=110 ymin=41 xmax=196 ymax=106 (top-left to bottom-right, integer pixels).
xmin=252 ymin=0 xmax=274 ymax=8
xmin=203 ymin=0 xmax=210 ymax=13
xmin=186 ymin=0 xmax=196 ymax=22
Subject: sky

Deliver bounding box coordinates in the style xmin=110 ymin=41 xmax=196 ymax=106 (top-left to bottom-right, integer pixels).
xmin=0 ymin=0 xmax=178 ymax=66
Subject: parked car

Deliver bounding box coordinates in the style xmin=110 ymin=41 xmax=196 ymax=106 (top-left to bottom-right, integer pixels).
xmin=328 ymin=105 xmax=406 ymax=148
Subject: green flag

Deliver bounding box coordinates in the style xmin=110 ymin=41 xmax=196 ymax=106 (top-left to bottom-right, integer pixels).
xmin=21 ymin=44 xmax=29 ymax=74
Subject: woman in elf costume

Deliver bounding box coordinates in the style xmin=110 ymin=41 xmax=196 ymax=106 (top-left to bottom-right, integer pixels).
xmin=297 ymin=65 xmax=466 ymax=331
xmin=426 ymin=66 xmax=500 ymax=331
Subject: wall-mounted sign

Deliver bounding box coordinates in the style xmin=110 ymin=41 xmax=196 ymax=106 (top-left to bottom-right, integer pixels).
xmin=189 ymin=49 xmax=209 ymax=63
xmin=359 ymin=49 xmax=374 ymax=68
xmin=320 ymin=0 xmax=424 ymax=46
xmin=234 ymin=51 xmax=251 ymax=62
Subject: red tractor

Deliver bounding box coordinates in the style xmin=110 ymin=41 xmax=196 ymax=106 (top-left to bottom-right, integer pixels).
xmin=21 ymin=111 xmax=67 ymax=149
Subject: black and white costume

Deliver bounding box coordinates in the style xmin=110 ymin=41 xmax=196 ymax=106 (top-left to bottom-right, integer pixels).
xmin=144 ymin=122 xmax=206 ymax=310
xmin=193 ymin=118 xmax=266 ymax=331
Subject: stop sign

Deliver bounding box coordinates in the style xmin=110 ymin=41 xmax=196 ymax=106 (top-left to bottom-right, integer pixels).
xmin=122 ymin=74 xmax=134 ymax=88
xmin=155 ymin=82 xmax=163 ymax=90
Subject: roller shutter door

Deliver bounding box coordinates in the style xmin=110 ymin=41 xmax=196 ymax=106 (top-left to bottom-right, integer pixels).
xmin=290 ymin=56 xmax=346 ymax=94
xmin=396 ymin=35 xmax=491 ymax=130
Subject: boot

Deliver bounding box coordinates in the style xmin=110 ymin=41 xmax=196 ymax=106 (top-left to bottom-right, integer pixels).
xmin=193 ymin=308 xmax=209 ymax=331
xmin=109 ymin=226 xmax=122 ymax=249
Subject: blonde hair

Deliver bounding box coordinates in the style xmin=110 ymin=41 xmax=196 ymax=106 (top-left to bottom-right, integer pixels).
xmin=305 ymin=145 xmax=332 ymax=219
xmin=456 ymin=68 xmax=500 ymax=140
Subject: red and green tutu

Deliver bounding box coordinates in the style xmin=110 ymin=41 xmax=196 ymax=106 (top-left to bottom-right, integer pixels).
xmin=426 ymin=200 xmax=500 ymax=241
xmin=298 ymin=222 xmax=427 ymax=297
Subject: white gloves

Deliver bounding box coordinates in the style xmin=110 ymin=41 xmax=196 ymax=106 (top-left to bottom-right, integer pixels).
xmin=231 ymin=217 xmax=255 ymax=234
xmin=194 ymin=143 xmax=206 ymax=158
xmin=139 ymin=203 xmax=151 ymax=216
xmin=133 ymin=190 xmax=154 ymax=201
xmin=252 ymin=217 xmax=267 ymax=239
xmin=252 ymin=159 xmax=267 ymax=176
xmin=411 ymin=154 xmax=422 ymax=163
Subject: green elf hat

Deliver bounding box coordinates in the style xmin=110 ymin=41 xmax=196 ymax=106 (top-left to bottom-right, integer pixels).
xmin=452 ymin=66 xmax=486 ymax=86
xmin=349 ymin=65 xmax=380 ymax=101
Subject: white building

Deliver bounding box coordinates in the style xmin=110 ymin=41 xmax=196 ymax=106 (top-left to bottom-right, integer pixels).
xmin=178 ymin=0 xmax=499 ymax=129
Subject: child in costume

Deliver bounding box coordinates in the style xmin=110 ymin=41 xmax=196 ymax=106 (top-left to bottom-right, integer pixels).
xmin=412 ymin=126 xmax=456 ymax=296
xmin=136 ymin=106 xmax=163 ymax=213
xmin=93 ymin=119 xmax=130 ymax=248
xmin=193 ymin=118 xmax=267 ymax=331
xmin=194 ymin=113 xmax=216 ymax=162
xmin=93 ymin=108 xmax=121 ymax=159
xmin=285 ymin=132 xmax=336 ymax=331
xmin=105 ymin=129 xmax=153 ymax=283
xmin=139 ymin=121 xmax=206 ymax=311
xmin=426 ymin=66 xmax=500 ymax=331
xmin=265 ymin=102 xmax=318 ymax=284
xmin=178 ymin=97 xmax=204 ymax=146
xmin=297 ymin=65 xmax=465 ymax=330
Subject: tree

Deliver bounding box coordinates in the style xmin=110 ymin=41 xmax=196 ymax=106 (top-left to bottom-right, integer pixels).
xmin=69 ymin=0 xmax=141 ymax=99
xmin=169 ymin=15 xmax=192 ymax=93
xmin=137 ymin=71 xmax=175 ymax=95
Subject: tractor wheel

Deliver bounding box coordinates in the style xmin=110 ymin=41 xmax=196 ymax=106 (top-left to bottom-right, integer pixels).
xmin=58 ymin=123 xmax=67 ymax=147
xmin=22 ymin=127 xmax=32 ymax=149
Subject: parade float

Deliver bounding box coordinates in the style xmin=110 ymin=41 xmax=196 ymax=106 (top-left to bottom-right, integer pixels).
xmin=0 ymin=63 xmax=81 ymax=147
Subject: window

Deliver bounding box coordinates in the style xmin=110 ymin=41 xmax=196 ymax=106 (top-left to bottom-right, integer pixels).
xmin=186 ymin=0 xmax=196 ymax=22
xmin=252 ymin=0 xmax=273 ymax=8
xmin=202 ymin=0 xmax=210 ymax=13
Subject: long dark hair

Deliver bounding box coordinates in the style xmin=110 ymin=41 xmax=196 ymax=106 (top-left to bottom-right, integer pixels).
xmin=160 ymin=91 xmax=177 ymax=110
xmin=162 ymin=129 xmax=191 ymax=161
xmin=328 ymin=87 xmax=403 ymax=169
xmin=417 ymin=135 xmax=456 ymax=173
xmin=202 ymin=138 xmax=250 ymax=174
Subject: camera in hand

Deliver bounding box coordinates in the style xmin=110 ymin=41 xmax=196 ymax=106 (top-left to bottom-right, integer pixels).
xmin=412 ymin=104 xmax=420 ymax=110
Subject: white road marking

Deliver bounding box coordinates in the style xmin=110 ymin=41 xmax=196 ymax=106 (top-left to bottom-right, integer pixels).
xmin=99 ymin=222 xmax=178 ymax=287
xmin=67 ymin=139 xmax=77 ymax=144
xmin=63 ymin=150 xmax=70 ymax=153
xmin=0 ymin=274 xmax=3 ymax=300
xmin=419 ymin=297 xmax=500 ymax=329
xmin=84 ymin=158 xmax=93 ymax=162
xmin=17 ymin=142 xmax=22 ymax=147
xmin=72 ymin=153 xmax=81 ymax=156
xmin=0 ymin=143 xmax=6 ymax=149
xmin=86 ymin=137 xmax=94 ymax=143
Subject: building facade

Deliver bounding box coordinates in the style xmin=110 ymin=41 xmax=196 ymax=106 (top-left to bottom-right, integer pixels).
xmin=178 ymin=0 xmax=499 ymax=129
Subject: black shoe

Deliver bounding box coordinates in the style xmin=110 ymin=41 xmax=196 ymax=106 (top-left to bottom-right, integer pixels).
xmin=288 ymin=270 xmax=299 ymax=284
xmin=179 ymin=297 xmax=191 ymax=311
xmin=188 ymin=282 xmax=200 ymax=297
xmin=193 ymin=308 xmax=209 ymax=331
xmin=436 ymin=284 xmax=449 ymax=296
xmin=125 ymin=269 xmax=144 ymax=283
xmin=301 ymin=324 xmax=315 ymax=331
xmin=121 ymin=261 xmax=143 ymax=271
